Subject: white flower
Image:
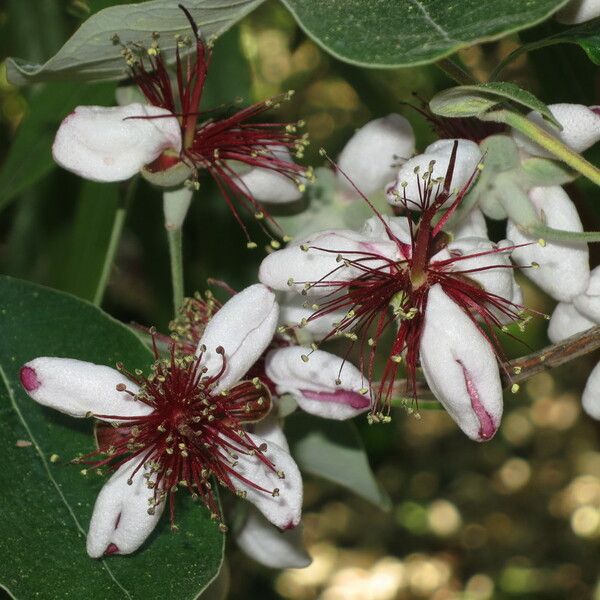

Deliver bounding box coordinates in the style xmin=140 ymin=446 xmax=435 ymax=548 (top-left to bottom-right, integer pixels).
xmin=20 ymin=284 xmax=303 ymax=557
xmin=573 ymin=265 xmax=600 ymax=322
xmin=53 ymin=104 xmax=182 ymax=182
xmin=556 ymin=0 xmax=600 ymax=23
xmin=507 ymin=186 xmax=590 ymax=301
xmin=337 ymin=114 xmax=415 ymax=197
xmin=582 ymin=362 xmax=600 ymax=419
xmin=420 ymin=284 xmax=503 ymax=441
xmin=386 ymin=138 xmax=482 ymax=210
xmin=512 ymin=104 xmax=600 ymax=157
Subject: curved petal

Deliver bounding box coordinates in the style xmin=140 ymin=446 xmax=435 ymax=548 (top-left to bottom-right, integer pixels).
xmin=53 ymin=103 xmax=181 ymax=182
xmin=573 ymin=265 xmax=600 ymax=322
xmin=507 ymin=186 xmax=590 ymax=301
xmin=259 ymin=229 xmax=400 ymax=296
xmin=452 ymin=208 xmax=488 ymax=239
xmin=279 ymin=292 xmax=346 ymax=340
xmin=197 ymin=284 xmax=278 ymax=392
xmin=582 ymin=361 xmax=600 ymax=420
xmin=233 ymin=433 xmax=302 ymax=530
xmin=237 ymin=147 xmax=302 ymax=204
xmin=557 ymin=0 xmax=600 ymax=24
xmin=248 ymin=414 xmax=290 ymax=452
xmin=387 ymin=139 xmax=481 ymax=210
xmin=236 ymin=506 xmax=311 ymax=569
xmin=266 ymin=347 xmax=371 ymax=420
xmin=446 ymin=236 xmax=515 ymax=301
xmin=513 ymin=103 xmax=600 ymax=156
xmin=548 ymin=302 xmax=595 ymax=343
xmin=86 ymin=458 xmax=164 ymax=557
xmin=19 ymin=357 xmax=149 ymax=420
xmin=420 ymin=285 xmax=503 ymax=442
xmin=361 ymin=215 xmax=412 ymax=250
xmin=337 ymin=114 xmax=415 ymax=197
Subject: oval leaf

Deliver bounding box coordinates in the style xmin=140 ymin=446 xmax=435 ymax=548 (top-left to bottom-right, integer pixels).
xmin=430 ymin=82 xmax=560 ymax=128
xmin=0 ymin=276 xmax=223 ymax=599
xmin=280 ymin=0 xmax=569 ymax=68
xmin=6 ymin=0 xmax=264 ymax=85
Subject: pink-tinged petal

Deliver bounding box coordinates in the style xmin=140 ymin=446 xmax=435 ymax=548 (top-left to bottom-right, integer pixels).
xmin=387 ymin=139 xmax=481 ymax=210
xmin=53 ymin=103 xmax=181 ymax=182
xmin=337 ymin=114 xmax=415 ymax=197
xmin=548 ymin=302 xmax=595 ymax=343
xmin=238 ymin=147 xmax=302 ymax=204
xmin=557 ymin=1 xmax=600 ymax=25
xmin=452 ymin=208 xmax=488 ymax=239
xmin=582 ymin=361 xmax=600 ymax=420
xmin=259 ymin=229 xmax=400 ymax=296
xmin=265 ymin=347 xmax=371 ymax=420
xmin=19 ymin=357 xmax=149 ymax=420
xmin=236 ymin=506 xmax=311 ymax=569
xmin=197 ymin=284 xmax=278 ymax=392
xmin=233 ymin=433 xmax=302 ymax=530
xmin=573 ymin=265 xmax=600 ymax=322
xmin=513 ymin=103 xmax=600 ymax=156
xmin=420 ymin=285 xmax=503 ymax=441
xmin=86 ymin=458 xmax=164 ymax=558
xmin=507 ymin=186 xmax=590 ymax=302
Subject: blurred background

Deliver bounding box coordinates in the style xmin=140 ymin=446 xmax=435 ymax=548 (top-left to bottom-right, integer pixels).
xmin=1 ymin=1 xmax=600 ymax=598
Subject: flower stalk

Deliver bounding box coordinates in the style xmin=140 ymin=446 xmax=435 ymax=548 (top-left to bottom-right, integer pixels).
xmin=167 ymin=225 xmax=184 ymax=316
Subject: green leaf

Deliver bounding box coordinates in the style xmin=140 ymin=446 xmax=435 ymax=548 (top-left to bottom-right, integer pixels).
xmin=53 ymin=182 xmax=121 ymax=302
xmin=0 ymin=276 xmax=223 ymax=599
xmin=6 ymin=0 xmax=264 ymax=85
xmin=285 ymin=412 xmax=390 ymax=510
xmin=279 ymin=0 xmax=569 ymax=68
xmin=430 ymin=82 xmax=560 ymax=127
xmin=519 ymin=157 xmax=576 ymax=186
xmin=541 ymin=18 xmax=600 ymax=64
xmin=0 ymin=82 xmax=115 ymax=213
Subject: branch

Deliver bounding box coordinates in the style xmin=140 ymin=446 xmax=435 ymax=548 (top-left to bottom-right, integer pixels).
xmin=505 ymin=324 xmax=600 ymax=386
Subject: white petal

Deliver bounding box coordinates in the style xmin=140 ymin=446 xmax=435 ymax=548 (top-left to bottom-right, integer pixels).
xmin=513 ymin=104 xmax=600 ymax=156
xmin=337 ymin=114 xmax=415 ymax=197
xmin=86 ymin=459 xmax=164 ymax=557
xmin=507 ymin=186 xmax=590 ymax=301
xmin=548 ymin=302 xmax=595 ymax=343
xmin=266 ymin=347 xmax=371 ymax=420
xmin=236 ymin=507 xmax=311 ymax=569
xmin=163 ymin=186 xmax=193 ymax=231
xmin=53 ymin=103 xmax=182 ymax=182
xmin=573 ymin=265 xmax=600 ymax=322
xmin=452 ymin=208 xmax=488 ymax=239
xmin=237 ymin=147 xmax=302 ymax=204
xmin=248 ymin=415 xmax=290 ymax=452
xmin=279 ymin=293 xmax=345 ymax=339
xmin=361 ymin=214 xmax=412 ymax=249
xmin=233 ymin=433 xmax=302 ymax=530
xmin=20 ymin=357 xmax=149 ymax=420
xmin=446 ymin=236 xmax=515 ymax=301
xmin=420 ymin=285 xmax=503 ymax=441
xmin=557 ymin=0 xmax=600 ymax=24
xmin=582 ymin=361 xmax=600 ymax=419
xmin=387 ymin=139 xmax=481 ymax=210
xmin=197 ymin=284 xmax=278 ymax=392
xmin=259 ymin=229 xmax=400 ymax=296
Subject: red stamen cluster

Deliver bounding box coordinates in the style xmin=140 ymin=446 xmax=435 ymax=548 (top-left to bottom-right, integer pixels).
xmin=83 ymin=339 xmax=279 ymax=532
xmin=298 ymin=144 xmax=532 ymax=421
xmin=121 ymin=5 xmax=310 ymax=242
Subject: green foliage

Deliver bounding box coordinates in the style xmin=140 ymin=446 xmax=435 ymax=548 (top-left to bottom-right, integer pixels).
xmin=6 ymin=0 xmax=264 ymax=84
xmin=0 ymin=276 xmax=224 ymax=599
xmin=279 ymin=0 xmax=569 ymax=67
xmin=430 ymin=82 xmax=560 ymax=126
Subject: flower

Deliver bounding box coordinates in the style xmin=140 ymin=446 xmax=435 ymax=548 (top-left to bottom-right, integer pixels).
xmin=260 ymin=143 xmax=527 ymax=440
xmin=511 ymin=103 xmax=600 ymax=157
xmin=51 ymin=8 xmax=310 ymax=241
xmin=507 ymin=186 xmax=590 ymax=301
xmin=169 ymin=283 xmax=372 ymax=422
xmin=556 ymin=0 xmax=600 ymax=23
xmin=19 ymin=284 xmax=303 ymax=557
